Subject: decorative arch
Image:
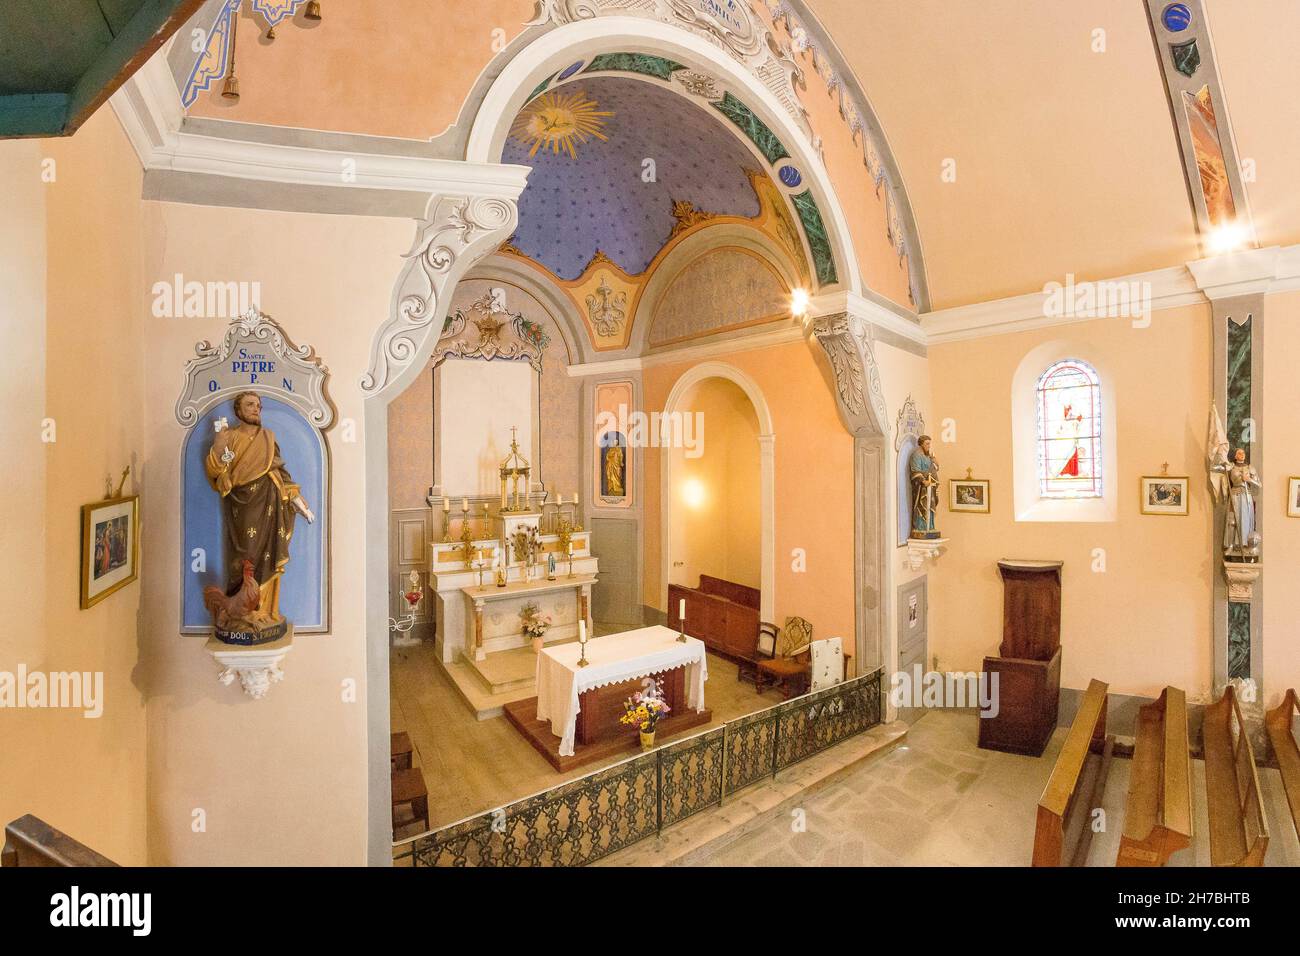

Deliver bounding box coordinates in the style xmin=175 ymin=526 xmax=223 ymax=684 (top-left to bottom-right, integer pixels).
xmin=464 ymin=16 xmax=861 ymax=297
xmin=660 ymin=361 xmax=775 ymax=622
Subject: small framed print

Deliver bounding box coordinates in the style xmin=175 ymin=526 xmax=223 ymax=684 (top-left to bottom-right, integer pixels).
xmin=81 ymin=495 xmax=140 ymax=609
xmin=1288 ymin=477 xmax=1300 ymax=518
xmin=949 ymin=478 xmax=990 ymax=513
xmin=1140 ymin=476 xmax=1189 ymax=516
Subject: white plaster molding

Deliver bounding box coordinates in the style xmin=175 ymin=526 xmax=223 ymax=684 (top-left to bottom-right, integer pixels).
xmin=811 ymin=290 xmax=924 ymax=347
xmin=1224 ymin=562 xmax=1262 ymax=604
xmin=207 ymin=634 xmax=293 ymax=700
xmin=111 ymin=53 xmax=530 ymax=198
xmin=565 ymin=323 xmax=807 ymax=377
xmin=1187 ymin=245 xmax=1288 ymax=299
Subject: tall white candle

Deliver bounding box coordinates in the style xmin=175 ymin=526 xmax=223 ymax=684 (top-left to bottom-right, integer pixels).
xmin=442 ymin=498 xmax=450 ymax=513
xmin=579 ymin=619 xmax=587 ymax=644
xmin=679 ymin=598 xmax=686 ymax=620
xmin=461 ymin=497 xmax=469 ymax=512
xmin=556 ymin=493 xmax=564 ymax=506
xmin=573 ymin=492 xmax=579 ymax=507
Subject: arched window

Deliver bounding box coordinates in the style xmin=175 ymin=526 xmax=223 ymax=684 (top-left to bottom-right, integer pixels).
xmin=1036 ymin=359 xmax=1102 ymax=498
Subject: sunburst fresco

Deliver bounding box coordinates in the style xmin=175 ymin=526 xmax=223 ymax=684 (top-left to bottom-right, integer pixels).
xmin=510 ymin=89 xmax=614 ymax=160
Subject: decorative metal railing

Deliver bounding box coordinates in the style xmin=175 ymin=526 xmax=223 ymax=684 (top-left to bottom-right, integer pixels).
xmin=394 ymin=667 xmax=883 ymax=867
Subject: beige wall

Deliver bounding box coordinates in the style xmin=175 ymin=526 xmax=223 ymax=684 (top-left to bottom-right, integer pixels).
xmin=669 ymin=377 xmax=761 ymax=589
xmin=138 ymin=202 xmax=411 ymax=865
xmin=0 ymin=110 xmax=151 ymax=864
xmin=927 ymin=306 xmax=1215 ymax=700
xmin=644 ymin=339 xmax=856 ymax=646
xmin=1262 ymin=291 xmax=1300 ymax=703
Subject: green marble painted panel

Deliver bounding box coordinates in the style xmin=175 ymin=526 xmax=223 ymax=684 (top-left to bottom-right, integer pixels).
xmin=1228 ymin=601 xmax=1250 ymax=680
xmin=1226 ymin=316 xmax=1252 ymax=457
xmin=792 ymin=190 xmax=838 ymax=286
xmin=712 ymin=92 xmax=790 ymax=165
xmin=583 ymin=53 xmax=684 ymax=81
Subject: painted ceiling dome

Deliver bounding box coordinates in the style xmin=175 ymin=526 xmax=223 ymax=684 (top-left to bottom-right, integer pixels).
xmin=503 ymin=75 xmax=764 ymax=280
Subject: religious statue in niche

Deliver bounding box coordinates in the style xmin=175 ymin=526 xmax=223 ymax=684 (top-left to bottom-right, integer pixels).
xmin=1215 ymin=448 xmax=1261 ymax=562
xmin=600 ymin=431 xmax=627 ymax=501
xmin=909 ymin=435 xmax=940 ymax=539
xmin=203 ymin=390 xmax=316 ymax=644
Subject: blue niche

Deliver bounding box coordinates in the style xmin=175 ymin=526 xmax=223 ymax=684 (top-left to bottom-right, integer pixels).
xmin=181 ymin=394 xmax=328 ymax=632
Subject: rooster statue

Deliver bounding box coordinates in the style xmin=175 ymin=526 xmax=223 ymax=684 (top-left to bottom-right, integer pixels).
xmin=203 ymin=559 xmax=262 ymax=631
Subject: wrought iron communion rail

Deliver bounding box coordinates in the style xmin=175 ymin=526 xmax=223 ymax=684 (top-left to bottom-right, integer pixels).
xmin=394 ymin=667 xmax=883 ymax=867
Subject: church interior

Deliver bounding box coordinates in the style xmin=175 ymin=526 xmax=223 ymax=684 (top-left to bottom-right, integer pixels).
xmin=2 ymin=0 xmax=1300 ymax=880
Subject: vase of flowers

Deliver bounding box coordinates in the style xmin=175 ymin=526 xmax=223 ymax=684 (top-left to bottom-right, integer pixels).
xmin=520 ymin=601 xmax=551 ymax=652
xmin=620 ymin=677 xmax=671 ymax=749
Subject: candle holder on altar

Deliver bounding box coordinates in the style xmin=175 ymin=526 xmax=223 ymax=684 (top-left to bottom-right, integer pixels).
xmin=577 ymin=627 xmax=590 ymax=668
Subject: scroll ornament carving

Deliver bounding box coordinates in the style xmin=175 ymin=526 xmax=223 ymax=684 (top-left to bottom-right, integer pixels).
xmin=811 ymin=312 xmax=887 ymax=435
xmin=176 ymin=308 xmax=333 ymax=429
xmin=362 ymin=196 xmax=517 ymax=394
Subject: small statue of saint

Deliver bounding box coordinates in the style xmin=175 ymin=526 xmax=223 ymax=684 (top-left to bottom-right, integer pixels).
xmin=602 ymin=438 xmax=625 ymax=498
xmin=909 ymin=435 xmax=940 ymax=539
xmin=1214 ymin=448 xmax=1261 ymax=562
xmin=203 ymin=391 xmax=314 ymax=643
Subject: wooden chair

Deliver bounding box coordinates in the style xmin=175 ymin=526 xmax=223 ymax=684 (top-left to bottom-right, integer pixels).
xmin=1116 ymin=686 xmax=1193 ymax=867
xmin=391 ymin=731 xmax=413 ymax=772
xmin=737 ymin=621 xmax=779 ymax=689
xmin=2 ymin=815 xmax=117 ymax=867
xmin=1265 ymin=689 xmax=1300 ymax=843
xmin=1032 ymin=679 xmax=1114 ymax=866
xmin=757 ymin=616 xmax=813 ymax=699
xmin=391 ymin=768 xmax=429 ymax=839
xmin=1204 ymin=685 xmax=1269 ymax=867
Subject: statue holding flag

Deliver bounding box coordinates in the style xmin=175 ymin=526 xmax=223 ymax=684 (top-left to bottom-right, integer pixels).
xmin=1207 ymin=404 xmax=1260 ymax=562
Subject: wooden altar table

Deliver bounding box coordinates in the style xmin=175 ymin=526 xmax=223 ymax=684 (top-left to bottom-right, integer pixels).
xmin=502 ymin=625 xmax=712 ymax=772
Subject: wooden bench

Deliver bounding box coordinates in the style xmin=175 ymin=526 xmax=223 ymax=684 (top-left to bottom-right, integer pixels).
xmin=1265 ymin=689 xmax=1300 ymax=843
xmin=1204 ymin=685 xmax=1269 ymax=866
xmin=1116 ymin=686 xmax=1192 ymax=866
xmin=1033 ymin=679 xmax=1114 ymax=866
xmin=2 ymin=815 xmax=117 ymax=867
xmin=391 ymin=768 xmax=429 ymax=839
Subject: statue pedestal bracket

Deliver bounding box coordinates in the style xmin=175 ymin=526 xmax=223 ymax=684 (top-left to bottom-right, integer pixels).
xmin=1223 ymin=562 xmax=1262 ymax=604
xmin=207 ymin=626 xmax=294 ymax=700
xmin=905 ymin=538 xmax=949 ymax=572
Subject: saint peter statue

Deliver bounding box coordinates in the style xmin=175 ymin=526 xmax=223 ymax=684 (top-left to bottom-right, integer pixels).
xmin=205 ymin=391 xmax=314 ymax=635
xmin=910 ymin=435 xmax=940 ymax=539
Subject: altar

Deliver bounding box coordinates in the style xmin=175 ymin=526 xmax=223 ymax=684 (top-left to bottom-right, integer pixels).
xmin=503 ymin=625 xmax=713 ymax=771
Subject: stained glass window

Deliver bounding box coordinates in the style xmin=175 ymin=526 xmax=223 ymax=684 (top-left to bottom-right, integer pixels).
xmin=1036 ymin=359 xmax=1102 ymax=498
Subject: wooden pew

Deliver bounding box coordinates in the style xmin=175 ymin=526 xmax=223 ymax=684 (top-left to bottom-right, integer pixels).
xmin=1116 ymin=686 xmax=1193 ymax=866
xmin=1203 ymin=685 xmax=1269 ymax=866
xmin=1 ymin=815 xmax=117 ymax=867
xmin=1265 ymin=689 xmax=1300 ymax=842
xmin=1033 ymin=679 xmax=1115 ymax=866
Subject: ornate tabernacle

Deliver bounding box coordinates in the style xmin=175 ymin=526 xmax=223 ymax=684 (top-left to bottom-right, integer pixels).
xmin=978 ymin=560 xmax=1064 ymax=757
xmin=499 ymin=428 xmax=531 ymax=513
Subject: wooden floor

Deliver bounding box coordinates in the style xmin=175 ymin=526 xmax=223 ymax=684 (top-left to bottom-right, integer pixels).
xmin=389 ymin=636 xmax=775 ymax=842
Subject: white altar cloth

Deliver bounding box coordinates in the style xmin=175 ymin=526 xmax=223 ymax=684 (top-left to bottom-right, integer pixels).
xmin=534 ymin=625 xmax=708 ymax=756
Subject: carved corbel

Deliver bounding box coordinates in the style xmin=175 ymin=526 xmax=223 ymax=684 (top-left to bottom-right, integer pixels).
xmin=362 ymin=195 xmax=518 ymax=395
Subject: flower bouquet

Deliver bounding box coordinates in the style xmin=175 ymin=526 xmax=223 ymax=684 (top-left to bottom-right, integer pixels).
xmin=520 ymin=601 xmax=551 ymax=651
xmin=620 ymin=677 xmax=671 ymax=749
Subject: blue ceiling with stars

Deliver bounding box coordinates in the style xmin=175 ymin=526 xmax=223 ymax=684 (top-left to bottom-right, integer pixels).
xmin=503 ymin=76 xmax=764 ymax=279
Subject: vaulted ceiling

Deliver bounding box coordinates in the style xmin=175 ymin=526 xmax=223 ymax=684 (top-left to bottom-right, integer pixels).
xmin=504 ymin=75 xmax=764 ymax=279
xmin=802 ymin=0 xmax=1300 ymax=309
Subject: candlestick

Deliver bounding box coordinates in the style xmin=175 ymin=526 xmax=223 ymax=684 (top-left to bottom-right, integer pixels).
xmin=677 ymin=598 xmax=687 ymax=643
xmin=461 ymin=497 xmax=469 ymax=513
xmin=577 ymin=619 xmax=589 ymax=667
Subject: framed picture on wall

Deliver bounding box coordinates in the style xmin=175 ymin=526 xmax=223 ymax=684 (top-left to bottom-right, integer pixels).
xmin=949 ymin=478 xmax=990 ymax=513
xmin=1140 ymin=475 xmax=1189 ymax=516
xmin=80 ymin=495 xmax=140 ymax=608
xmin=1287 ymin=477 xmax=1300 ymax=517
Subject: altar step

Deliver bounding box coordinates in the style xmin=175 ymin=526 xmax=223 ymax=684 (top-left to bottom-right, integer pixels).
xmin=439 ymin=657 xmax=537 ymax=721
